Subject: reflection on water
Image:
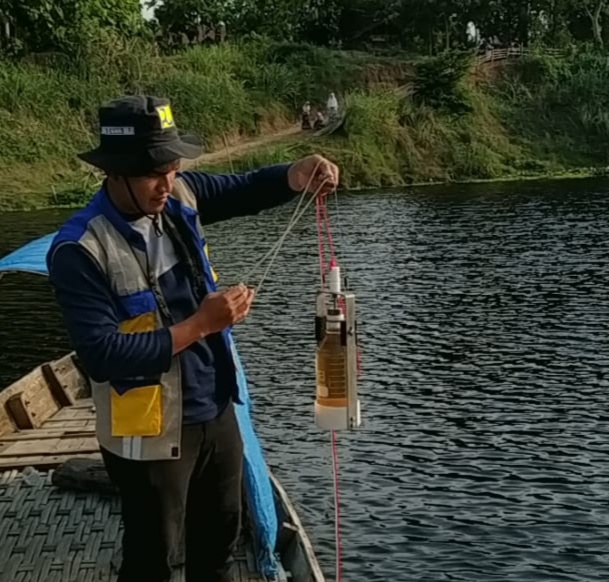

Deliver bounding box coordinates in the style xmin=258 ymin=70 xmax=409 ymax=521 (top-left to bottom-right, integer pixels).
xmin=1 ymin=178 xmax=609 ymax=580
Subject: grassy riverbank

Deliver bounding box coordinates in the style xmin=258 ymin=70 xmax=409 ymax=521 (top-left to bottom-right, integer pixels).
xmin=0 ymin=37 xmax=412 ymax=210
xmin=0 ymin=41 xmax=607 ymax=210
xmin=205 ymin=49 xmax=609 ymax=189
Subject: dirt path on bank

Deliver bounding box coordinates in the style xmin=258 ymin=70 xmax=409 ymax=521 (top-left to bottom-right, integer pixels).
xmin=184 ymin=123 xmax=303 ymax=169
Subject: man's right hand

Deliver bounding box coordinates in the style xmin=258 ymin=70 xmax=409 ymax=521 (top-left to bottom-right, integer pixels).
xmin=171 ymin=284 xmax=254 ymax=355
xmin=194 ymin=284 xmax=255 ymax=336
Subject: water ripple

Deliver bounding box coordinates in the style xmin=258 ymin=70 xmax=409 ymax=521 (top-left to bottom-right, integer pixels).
xmin=1 ymin=178 xmax=609 ymax=580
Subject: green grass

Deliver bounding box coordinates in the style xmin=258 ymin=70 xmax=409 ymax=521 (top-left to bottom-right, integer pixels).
xmin=0 ymin=37 xmax=376 ymax=210
xmin=0 ymin=43 xmax=608 ymax=210
xmin=207 ymin=50 xmax=609 ymax=190
xmin=489 ymin=50 xmax=609 ymax=168
xmin=204 ymin=88 xmax=548 ymax=189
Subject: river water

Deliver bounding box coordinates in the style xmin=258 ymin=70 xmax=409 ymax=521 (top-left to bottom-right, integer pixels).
xmin=1 ymin=178 xmax=609 ymax=581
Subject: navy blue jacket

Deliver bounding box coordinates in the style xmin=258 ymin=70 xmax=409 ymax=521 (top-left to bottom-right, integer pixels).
xmin=48 ymin=165 xmax=295 ymax=423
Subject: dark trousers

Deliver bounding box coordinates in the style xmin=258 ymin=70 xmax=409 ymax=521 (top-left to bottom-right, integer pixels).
xmin=101 ymin=403 xmax=244 ymax=582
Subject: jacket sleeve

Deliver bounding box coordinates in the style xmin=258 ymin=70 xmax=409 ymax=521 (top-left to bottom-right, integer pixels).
xmin=180 ymin=164 xmax=298 ymax=225
xmin=48 ymin=243 xmax=173 ymax=385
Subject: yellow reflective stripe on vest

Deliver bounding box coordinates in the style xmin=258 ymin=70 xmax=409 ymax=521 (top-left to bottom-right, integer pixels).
xmin=204 ymin=243 xmax=219 ymax=283
xmin=111 ymin=385 xmax=162 ymax=437
xmin=112 ymin=312 xmax=162 ymax=437
xmin=118 ymin=312 xmax=156 ymax=334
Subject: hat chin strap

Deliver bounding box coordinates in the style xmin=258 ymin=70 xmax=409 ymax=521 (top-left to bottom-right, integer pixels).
xmin=124 ymin=177 xmax=163 ymax=237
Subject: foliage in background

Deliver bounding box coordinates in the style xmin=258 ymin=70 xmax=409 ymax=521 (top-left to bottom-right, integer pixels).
xmin=0 ymin=0 xmax=145 ymax=55
xmin=205 ymin=49 xmax=609 ymax=191
xmin=414 ymin=51 xmax=474 ymax=113
xmin=3 ymin=0 xmax=609 ymax=57
xmin=148 ymin=0 xmax=609 ymax=53
xmin=0 ymin=38 xmax=374 ymax=209
xmin=493 ymin=49 xmax=609 ymax=161
xmin=0 ymin=2 xmax=608 ymax=209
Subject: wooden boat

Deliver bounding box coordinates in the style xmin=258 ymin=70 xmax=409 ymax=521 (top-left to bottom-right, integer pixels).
xmin=0 ymin=352 xmax=325 ymax=582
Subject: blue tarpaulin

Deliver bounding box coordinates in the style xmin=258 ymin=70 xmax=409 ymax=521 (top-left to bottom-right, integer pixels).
xmin=0 ymin=233 xmax=279 ymax=578
xmin=0 ymin=233 xmax=57 ymax=276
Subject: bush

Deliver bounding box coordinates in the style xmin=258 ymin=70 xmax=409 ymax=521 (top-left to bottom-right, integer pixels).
xmin=414 ymin=51 xmax=474 ymax=113
xmin=1 ymin=0 xmax=146 ymax=56
xmin=498 ymin=50 xmax=609 ymax=163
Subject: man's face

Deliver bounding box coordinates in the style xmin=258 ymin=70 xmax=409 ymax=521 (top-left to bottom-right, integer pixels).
xmin=128 ymin=160 xmax=180 ymax=215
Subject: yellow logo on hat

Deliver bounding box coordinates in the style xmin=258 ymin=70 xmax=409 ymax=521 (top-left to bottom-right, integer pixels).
xmin=156 ymin=105 xmax=175 ymax=130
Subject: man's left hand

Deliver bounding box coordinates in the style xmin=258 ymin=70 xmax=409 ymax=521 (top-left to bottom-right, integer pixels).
xmin=287 ymin=155 xmax=340 ymax=197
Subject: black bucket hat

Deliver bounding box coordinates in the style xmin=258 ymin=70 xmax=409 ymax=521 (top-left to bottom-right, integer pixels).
xmin=78 ymin=95 xmax=203 ymax=176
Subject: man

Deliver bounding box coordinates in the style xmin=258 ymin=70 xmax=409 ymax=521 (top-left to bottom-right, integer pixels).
xmin=314 ymin=110 xmax=325 ymax=131
xmin=326 ymin=92 xmax=339 ymax=120
xmin=301 ymin=101 xmax=312 ymax=130
xmin=47 ymin=95 xmax=338 ymax=582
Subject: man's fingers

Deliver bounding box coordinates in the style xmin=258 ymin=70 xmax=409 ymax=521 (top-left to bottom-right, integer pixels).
xmin=224 ymin=286 xmax=240 ymax=298
xmin=231 ymin=288 xmax=251 ymax=308
xmin=292 ymin=155 xmax=339 ymax=193
xmin=228 ymin=285 xmax=256 ymax=317
xmin=225 ymin=283 xmax=247 ymax=299
xmin=312 ymin=175 xmax=337 ymax=196
xmin=328 ymin=162 xmax=339 ymax=186
xmin=233 ymin=292 xmax=254 ymax=322
xmin=331 ymin=164 xmax=340 ymax=186
xmin=319 ymin=163 xmax=336 ymax=183
xmin=313 ymin=161 xmax=339 ymax=193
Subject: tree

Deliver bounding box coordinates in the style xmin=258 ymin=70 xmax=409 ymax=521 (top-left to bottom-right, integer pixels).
xmin=573 ymin=0 xmax=608 ymax=46
xmin=298 ymin=0 xmax=344 ymax=46
xmin=150 ymin=0 xmax=226 ymax=45
xmin=389 ymin=0 xmax=484 ymax=54
xmin=230 ymin=0 xmax=303 ymax=41
xmin=0 ymin=0 xmax=144 ymax=55
xmin=337 ymin=0 xmax=399 ymax=47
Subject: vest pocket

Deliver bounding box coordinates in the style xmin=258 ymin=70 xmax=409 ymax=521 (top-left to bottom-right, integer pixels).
xmin=111 ymin=385 xmax=162 ymax=437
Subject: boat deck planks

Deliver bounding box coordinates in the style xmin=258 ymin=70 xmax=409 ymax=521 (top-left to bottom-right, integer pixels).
xmin=0 ymin=399 xmax=98 ymax=471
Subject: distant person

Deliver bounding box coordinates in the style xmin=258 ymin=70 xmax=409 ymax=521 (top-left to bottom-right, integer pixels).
xmin=217 ymin=21 xmax=226 ymax=43
xmin=326 ymin=92 xmax=339 ymax=120
xmin=196 ymin=23 xmax=205 ymax=44
xmin=314 ymin=111 xmax=325 ymax=130
xmin=301 ymin=101 xmax=312 ymax=130
xmin=253 ymin=110 xmax=262 ymax=133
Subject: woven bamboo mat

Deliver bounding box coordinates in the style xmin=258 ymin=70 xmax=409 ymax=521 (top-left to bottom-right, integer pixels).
xmin=0 ymin=469 xmax=266 ymax=582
